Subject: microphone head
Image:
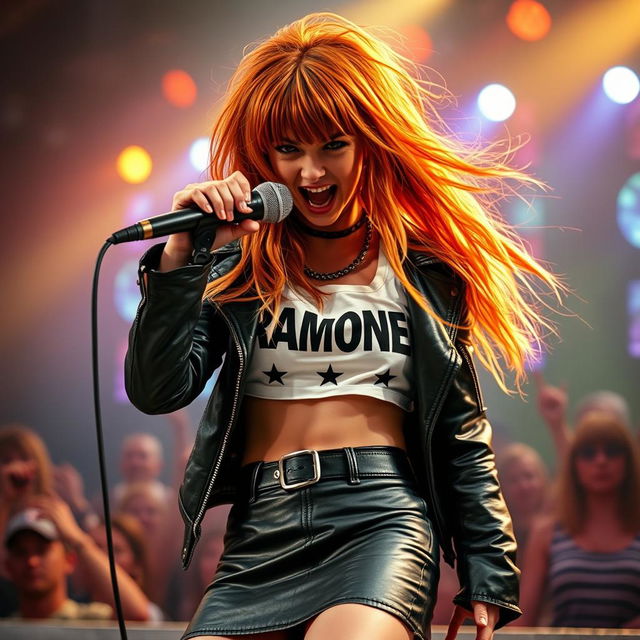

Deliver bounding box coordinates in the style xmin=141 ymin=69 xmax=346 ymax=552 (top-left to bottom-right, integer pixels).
xmin=255 ymin=182 xmax=293 ymax=223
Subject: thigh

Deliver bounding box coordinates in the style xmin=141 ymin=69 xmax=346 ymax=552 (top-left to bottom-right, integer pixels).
xmin=305 ymin=604 xmax=413 ymax=640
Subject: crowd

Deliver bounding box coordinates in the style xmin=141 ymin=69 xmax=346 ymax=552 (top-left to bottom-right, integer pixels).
xmin=1 ymin=381 xmax=639 ymax=628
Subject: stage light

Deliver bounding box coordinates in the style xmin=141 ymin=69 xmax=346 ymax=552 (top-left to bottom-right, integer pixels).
xmin=628 ymin=281 xmax=640 ymax=358
xmin=162 ymin=69 xmax=197 ymax=108
xmin=617 ymin=172 xmax=640 ymax=248
xmin=603 ymin=66 xmax=640 ymax=105
xmin=190 ymin=137 xmax=210 ymax=172
xmin=116 ymin=145 xmax=152 ymax=184
xmin=506 ymin=0 xmax=551 ymax=42
xmin=477 ymin=84 xmax=516 ymax=122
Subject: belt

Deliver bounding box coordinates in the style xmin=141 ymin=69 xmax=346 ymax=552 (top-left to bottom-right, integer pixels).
xmin=243 ymin=446 xmax=414 ymax=492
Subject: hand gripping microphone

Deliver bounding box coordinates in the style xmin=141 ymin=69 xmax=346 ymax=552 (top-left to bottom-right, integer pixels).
xmin=108 ymin=182 xmax=293 ymax=245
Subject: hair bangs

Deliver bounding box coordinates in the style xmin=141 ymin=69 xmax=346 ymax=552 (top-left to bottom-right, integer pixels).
xmin=573 ymin=412 xmax=631 ymax=451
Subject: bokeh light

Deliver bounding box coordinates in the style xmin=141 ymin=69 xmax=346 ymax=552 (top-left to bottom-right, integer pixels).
xmin=114 ymin=259 xmax=142 ymax=323
xmin=477 ymin=84 xmax=517 ymax=121
xmin=190 ymin=137 xmax=210 ymax=173
xmin=398 ymin=23 xmax=433 ymax=63
xmin=617 ymin=172 xmax=640 ymax=248
xmin=602 ymin=66 xmax=640 ymax=105
xmin=162 ymin=69 xmax=197 ymax=108
xmin=506 ymin=0 xmax=551 ymax=42
xmin=116 ymin=145 xmax=152 ymax=184
xmin=628 ymin=281 xmax=640 ymax=358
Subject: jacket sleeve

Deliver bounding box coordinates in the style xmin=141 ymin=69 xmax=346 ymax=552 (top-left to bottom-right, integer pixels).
xmin=434 ymin=341 xmax=522 ymax=628
xmin=124 ymin=243 xmax=229 ymax=415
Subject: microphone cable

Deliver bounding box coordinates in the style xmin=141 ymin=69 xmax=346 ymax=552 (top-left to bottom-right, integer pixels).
xmin=91 ymin=239 xmax=128 ymax=640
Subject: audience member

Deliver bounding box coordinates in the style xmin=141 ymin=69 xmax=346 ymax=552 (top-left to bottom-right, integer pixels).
xmin=8 ymin=496 xmax=156 ymax=621
xmin=89 ymin=513 xmax=164 ymax=621
xmin=4 ymin=507 xmax=112 ymax=620
xmin=517 ymin=411 xmax=640 ymax=628
xmin=497 ymin=443 xmax=551 ymax=554
xmin=113 ymin=433 xmax=170 ymax=506
xmin=117 ymin=481 xmax=180 ymax=605
xmin=534 ymin=373 xmax=632 ymax=462
xmin=0 ymin=423 xmax=56 ymax=616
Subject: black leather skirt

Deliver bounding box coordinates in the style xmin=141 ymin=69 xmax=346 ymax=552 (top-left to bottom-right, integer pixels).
xmin=182 ymin=446 xmax=439 ymax=639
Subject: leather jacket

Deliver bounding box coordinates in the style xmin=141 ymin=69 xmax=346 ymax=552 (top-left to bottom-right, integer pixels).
xmin=125 ymin=242 xmax=521 ymax=627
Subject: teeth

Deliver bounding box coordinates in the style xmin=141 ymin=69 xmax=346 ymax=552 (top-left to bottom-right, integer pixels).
xmin=303 ymin=185 xmax=332 ymax=193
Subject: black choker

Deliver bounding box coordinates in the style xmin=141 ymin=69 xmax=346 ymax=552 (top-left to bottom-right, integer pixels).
xmin=304 ymin=218 xmax=372 ymax=281
xmin=293 ymin=214 xmax=367 ymax=239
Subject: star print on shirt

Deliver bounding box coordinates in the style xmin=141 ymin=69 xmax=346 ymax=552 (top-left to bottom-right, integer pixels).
xmin=317 ymin=364 xmax=343 ymax=386
xmin=374 ymin=369 xmax=396 ymax=387
xmin=263 ymin=364 xmax=287 ymax=385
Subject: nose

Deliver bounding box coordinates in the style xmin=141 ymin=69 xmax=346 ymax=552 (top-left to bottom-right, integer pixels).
xmin=300 ymin=153 xmax=325 ymax=182
xmin=26 ymin=553 xmax=41 ymax=568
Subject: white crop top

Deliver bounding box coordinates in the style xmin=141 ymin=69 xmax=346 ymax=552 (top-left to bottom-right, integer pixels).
xmin=245 ymin=250 xmax=414 ymax=411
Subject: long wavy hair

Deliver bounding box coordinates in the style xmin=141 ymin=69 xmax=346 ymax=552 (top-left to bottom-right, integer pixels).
xmin=205 ymin=12 xmax=563 ymax=389
xmin=556 ymin=411 xmax=640 ymax=535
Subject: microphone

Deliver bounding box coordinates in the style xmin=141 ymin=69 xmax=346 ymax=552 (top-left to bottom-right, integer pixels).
xmin=108 ymin=182 xmax=293 ymax=244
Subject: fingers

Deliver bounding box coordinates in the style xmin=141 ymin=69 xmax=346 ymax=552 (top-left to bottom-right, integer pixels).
xmin=172 ymin=171 xmax=253 ymax=222
xmin=473 ymin=601 xmax=499 ymax=640
xmin=444 ymin=605 xmax=467 ymax=640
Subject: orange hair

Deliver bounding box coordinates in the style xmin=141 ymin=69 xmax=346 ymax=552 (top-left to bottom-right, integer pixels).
xmin=205 ymin=12 xmax=564 ymax=390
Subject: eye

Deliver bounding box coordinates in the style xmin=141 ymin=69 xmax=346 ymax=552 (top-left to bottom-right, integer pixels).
xmin=273 ymin=144 xmax=298 ymax=154
xmin=325 ymin=140 xmax=348 ymax=150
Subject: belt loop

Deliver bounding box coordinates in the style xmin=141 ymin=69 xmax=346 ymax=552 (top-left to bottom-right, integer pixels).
xmin=248 ymin=462 xmax=263 ymax=504
xmin=344 ymin=447 xmax=360 ymax=485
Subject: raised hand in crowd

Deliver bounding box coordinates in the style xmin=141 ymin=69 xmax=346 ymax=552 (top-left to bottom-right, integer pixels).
xmin=533 ymin=371 xmax=572 ymax=461
xmin=24 ymin=494 xmax=153 ymax=621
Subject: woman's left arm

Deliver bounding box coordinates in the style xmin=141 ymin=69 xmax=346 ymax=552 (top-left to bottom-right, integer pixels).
xmin=434 ymin=341 xmax=521 ymax=633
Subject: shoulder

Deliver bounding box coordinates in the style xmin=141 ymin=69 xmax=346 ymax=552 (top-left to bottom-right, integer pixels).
xmin=406 ymin=250 xmax=463 ymax=288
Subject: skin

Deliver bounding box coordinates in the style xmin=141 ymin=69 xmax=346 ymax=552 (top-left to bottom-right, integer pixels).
xmin=21 ymin=496 xmax=151 ymax=621
xmin=120 ymin=434 xmax=163 ymax=483
xmin=161 ymin=134 xmax=499 ymax=639
xmin=517 ymin=443 xmax=640 ymax=628
xmin=5 ymin=531 xmax=73 ymax=619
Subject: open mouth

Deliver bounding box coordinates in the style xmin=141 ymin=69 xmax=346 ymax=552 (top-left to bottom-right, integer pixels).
xmin=299 ymin=184 xmax=337 ymax=211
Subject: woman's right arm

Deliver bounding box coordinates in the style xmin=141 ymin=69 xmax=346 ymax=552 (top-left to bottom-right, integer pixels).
xmin=514 ymin=516 xmax=553 ymax=626
xmin=125 ymin=173 xmax=260 ymax=415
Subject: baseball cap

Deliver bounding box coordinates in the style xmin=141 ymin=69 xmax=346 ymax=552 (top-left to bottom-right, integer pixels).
xmin=4 ymin=508 xmax=59 ymax=547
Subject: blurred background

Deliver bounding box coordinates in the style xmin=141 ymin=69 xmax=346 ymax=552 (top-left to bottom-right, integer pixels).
xmin=1 ymin=0 xmax=639 ymax=495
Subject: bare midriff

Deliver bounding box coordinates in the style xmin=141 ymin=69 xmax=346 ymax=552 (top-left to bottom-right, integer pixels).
xmin=240 ymin=395 xmax=407 ymax=464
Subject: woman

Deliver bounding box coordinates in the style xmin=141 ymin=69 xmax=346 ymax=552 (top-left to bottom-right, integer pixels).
xmin=497 ymin=443 xmax=551 ymax=554
xmin=125 ymin=13 xmax=562 ymax=640
xmin=517 ymin=411 xmax=640 ymax=628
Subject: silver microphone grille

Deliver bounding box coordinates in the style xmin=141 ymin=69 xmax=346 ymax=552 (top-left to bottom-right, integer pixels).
xmin=255 ymin=182 xmax=293 ymax=224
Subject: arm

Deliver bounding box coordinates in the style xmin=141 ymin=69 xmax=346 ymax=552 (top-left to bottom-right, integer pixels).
xmin=434 ymin=342 xmax=521 ymax=633
xmin=514 ymin=517 xmax=553 ymax=626
xmin=533 ymin=372 xmax=572 ymax=462
xmin=124 ymin=243 xmax=228 ymax=415
xmin=29 ymin=496 xmax=152 ymax=621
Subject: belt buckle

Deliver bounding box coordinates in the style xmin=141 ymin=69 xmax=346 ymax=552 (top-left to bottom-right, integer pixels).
xmin=278 ymin=449 xmax=321 ymax=490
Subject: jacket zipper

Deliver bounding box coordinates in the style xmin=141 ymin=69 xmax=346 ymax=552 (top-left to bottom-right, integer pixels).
xmin=190 ymin=305 xmax=245 ymax=549
xmin=459 ymin=344 xmax=485 ymax=411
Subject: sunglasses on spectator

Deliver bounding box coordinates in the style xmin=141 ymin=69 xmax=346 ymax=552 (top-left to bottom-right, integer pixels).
xmin=575 ymin=443 xmax=625 ymax=461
